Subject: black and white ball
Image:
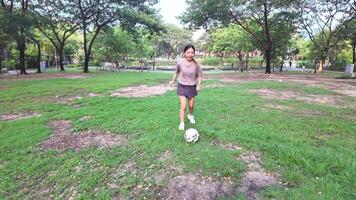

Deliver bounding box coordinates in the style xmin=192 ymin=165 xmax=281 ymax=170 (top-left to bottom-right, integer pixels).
xmin=184 ymin=128 xmax=199 ymax=143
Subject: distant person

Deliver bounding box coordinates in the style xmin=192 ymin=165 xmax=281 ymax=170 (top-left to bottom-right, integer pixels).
xmin=289 ymin=60 xmax=292 ymax=68
xmin=169 ymin=44 xmax=203 ymax=130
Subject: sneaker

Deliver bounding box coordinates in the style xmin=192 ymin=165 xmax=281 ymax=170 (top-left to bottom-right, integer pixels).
xmin=187 ymin=114 xmax=195 ymax=124
xmin=179 ymin=122 xmax=185 ymax=130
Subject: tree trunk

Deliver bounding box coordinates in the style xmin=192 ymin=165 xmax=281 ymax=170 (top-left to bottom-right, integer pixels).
xmin=353 ymin=41 xmax=355 ymax=72
xmin=83 ymin=54 xmax=90 ymax=73
xmin=0 ymin=56 xmax=2 ymax=73
xmin=18 ymin=40 xmax=27 ymax=74
xmin=318 ymin=59 xmax=325 ymax=72
xmin=36 ymin=43 xmax=42 ymax=73
xmin=246 ymin=54 xmax=249 ymax=71
xmin=239 ymin=59 xmax=243 ymax=72
xmin=58 ymin=46 xmax=65 ymax=71
xmin=279 ymin=59 xmax=284 ymax=72
xmin=0 ymin=49 xmax=3 ymax=73
xmin=265 ymin=47 xmax=272 ymax=74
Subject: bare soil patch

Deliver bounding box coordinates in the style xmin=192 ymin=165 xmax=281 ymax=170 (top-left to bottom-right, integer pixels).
xmin=158 ymin=173 xmax=236 ymax=200
xmin=0 ymin=112 xmax=41 ymax=121
xmin=0 ymin=72 xmax=88 ymax=81
xmin=110 ymin=84 xmax=175 ymax=97
xmin=204 ymin=82 xmax=225 ymax=88
xmin=51 ymin=95 xmax=84 ymax=105
xmin=79 ymin=115 xmax=92 ymax=121
xmin=157 ymin=150 xmax=172 ymax=161
xmin=212 ymin=140 xmax=243 ymax=151
xmin=154 ymin=147 xmax=280 ymax=200
xmin=236 ymin=152 xmax=280 ymax=200
xmin=39 ymin=120 xmax=126 ymax=151
xmin=206 ymin=73 xmax=356 ymax=98
xmin=250 ymin=89 xmax=350 ymax=108
xmin=88 ymin=93 xmax=102 ymax=97
xmin=259 ymin=104 xmax=292 ymax=111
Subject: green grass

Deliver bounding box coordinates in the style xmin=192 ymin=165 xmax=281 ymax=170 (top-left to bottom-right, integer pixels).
xmin=0 ymin=71 xmax=355 ymax=199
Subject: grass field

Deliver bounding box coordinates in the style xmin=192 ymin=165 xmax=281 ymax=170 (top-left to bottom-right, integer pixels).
xmin=0 ymin=71 xmax=355 ymax=199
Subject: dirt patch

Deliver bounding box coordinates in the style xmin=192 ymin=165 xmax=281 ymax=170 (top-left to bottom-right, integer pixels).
xmin=157 ymin=150 xmax=172 ymax=161
xmin=39 ymin=120 xmax=126 ymax=151
xmin=158 ymin=173 xmax=236 ymax=200
xmin=206 ymin=73 xmax=356 ymax=98
xmin=51 ymin=95 xmax=84 ymax=105
xmin=0 ymin=73 xmax=88 ymax=81
xmin=250 ymin=89 xmax=349 ymax=108
xmin=47 ymin=92 xmax=102 ymax=106
xmin=295 ymin=109 xmax=324 ymax=117
xmin=212 ymin=140 xmax=243 ymax=151
xmin=88 ymin=93 xmax=102 ymax=97
xmin=0 ymin=112 xmax=41 ymax=121
xmin=259 ymin=104 xmax=292 ymax=111
xmin=79 ymin=116 xmax=92 ymax=121
xmin=235 ymin=152 xmax=280 ymax=200
xmin=155 ymin=148 xmax=280 ymax=200
xmin=110 ymin=84 xmax=175 ymax=98
xmin=204 ymin=82 xmax=225 ymax=88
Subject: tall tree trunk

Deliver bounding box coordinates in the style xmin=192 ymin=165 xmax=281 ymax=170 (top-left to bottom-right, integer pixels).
xmin=58 ymin=46 xmax=65 ymax=71
xmin=265 ymin=47 xmax=272 ymax=74
xmin=353 ymin=41 xmax=355 ymax=72
xmin=0 ymin=49 xmax=3 ymax=73
xmin=83 ymin=54 xmax=90 ymax=73
xmin=279 ymin=59 xmax=284 ymax=72
xmin=318 ymin=58 xmax=325 ymax=72
xmin=18 ymin=39 xmax=27 ymax=74
xmin=36 ymin=42 xmax=42 ymax=73
xmin=246 ymin=54 xmax=249 ymax=71
xmin=263 ymin=2 xmax=272 ymax=74
xmin=0 ymin=56 xmax=2 ymax=73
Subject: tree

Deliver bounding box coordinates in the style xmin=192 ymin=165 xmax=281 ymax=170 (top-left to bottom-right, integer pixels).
xmin=210 ymin=24 xmax=254 ymax=71
xmin=268 ymin=13 xmax=296 ymax=72
xmin=69 ymin=0 xmax=162 ymax=73
xmin=336 ymin=17 xmax=356 ymax=71
xmin=93 ymin=27 xmax=135 ymax=64
xmin=156 ymin=24 xmax=192 ymax=59
xmin=32 ymin=0 xmax=80 ymax=71
xmin=1 ymin=0 xmax=35 ymax=74
xmin=0 ymin=9 xmax=13 ymax=72
xmin=297 ymin=0 xmax=354 ymax=72
xmin=195 ymin=32 xmax=213 ymax=57
xmin=181 ymin=0 xmax=297 ymax=74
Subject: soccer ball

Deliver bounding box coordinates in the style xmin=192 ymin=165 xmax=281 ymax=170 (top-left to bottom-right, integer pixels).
xmin=184 ymin=128 xmax=199 ymax=143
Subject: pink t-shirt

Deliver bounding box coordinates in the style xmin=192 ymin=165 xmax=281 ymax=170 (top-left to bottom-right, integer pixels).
xmin=175 ymin=59 xmax=203 ymax=86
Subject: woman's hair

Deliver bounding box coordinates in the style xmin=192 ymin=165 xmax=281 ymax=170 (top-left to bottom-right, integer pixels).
xmin=184 ymin=44 xmax=195 ymax=53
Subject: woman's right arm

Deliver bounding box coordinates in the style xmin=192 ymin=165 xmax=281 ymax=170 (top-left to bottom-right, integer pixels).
xmin=169 ymin=63 xmax=179 ymax=85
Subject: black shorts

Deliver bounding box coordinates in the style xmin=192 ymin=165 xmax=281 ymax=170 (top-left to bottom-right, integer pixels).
xmin=177 ymin=83 xmax=197 ymax=98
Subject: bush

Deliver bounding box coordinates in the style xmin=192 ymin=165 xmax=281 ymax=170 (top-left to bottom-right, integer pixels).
xmin=67 ymin=63 xmax=82 ymax=68
xmin=200 ymin=57 xmax=220 ymax=66
xmin=332 ymin=60 xmax=347 ymax=71
xmin=297 ymin=60 xmax=313 ymax=68
xmin=3 ymin=59 xmax=17 ymax=70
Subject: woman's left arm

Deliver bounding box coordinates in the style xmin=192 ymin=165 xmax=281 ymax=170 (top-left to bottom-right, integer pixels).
xmin=196 ymin=65 xmax=203 ymax=91
xmin=196 ymin=76 xmax=203 ymax=91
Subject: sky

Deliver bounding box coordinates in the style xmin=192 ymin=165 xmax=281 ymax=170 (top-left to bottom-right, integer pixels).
xmin=154 ymin=0 xmax=204 ymax=41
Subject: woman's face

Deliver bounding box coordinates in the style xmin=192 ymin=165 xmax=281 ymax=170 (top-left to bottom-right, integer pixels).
xmin=184 ymin=48 xmax=195 ymax=61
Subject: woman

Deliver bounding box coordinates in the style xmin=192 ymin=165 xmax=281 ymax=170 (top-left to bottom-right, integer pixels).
xmin=169 ymin=44 xmax=203 ymax=130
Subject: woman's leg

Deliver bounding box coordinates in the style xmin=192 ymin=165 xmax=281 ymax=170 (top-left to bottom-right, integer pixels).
xmin=188 ymin=97 xmax=195 ymax=115
xmin=179 ymin=96 xmax=187 ymax=123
